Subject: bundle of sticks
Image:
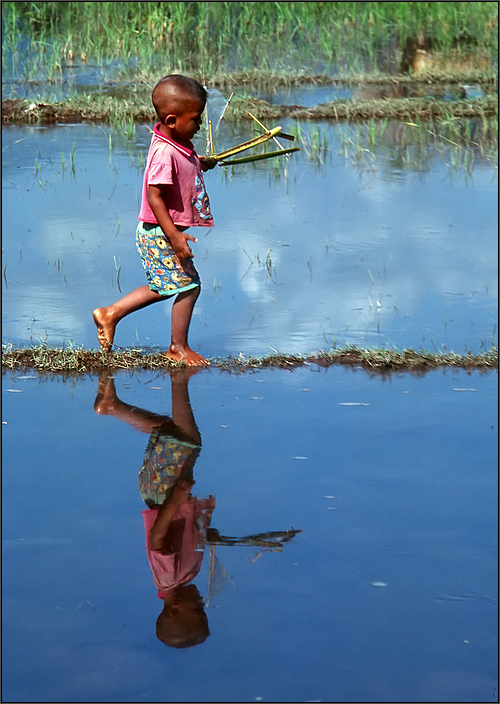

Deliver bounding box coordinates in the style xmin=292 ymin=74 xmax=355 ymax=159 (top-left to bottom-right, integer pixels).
xmin=207 ymin=103 xmax=300 ymax=165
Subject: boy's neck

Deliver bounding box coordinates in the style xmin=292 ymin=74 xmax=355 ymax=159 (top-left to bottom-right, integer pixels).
xmin=161 ymin=587 xmax=178 ymax=607
xmin=157 ymin=122 xmax=192 ymax=149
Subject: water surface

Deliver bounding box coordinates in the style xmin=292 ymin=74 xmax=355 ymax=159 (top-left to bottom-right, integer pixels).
xmin=2 ymin=121 xmax=497 ymax=357
xmin=2 ymin=365 xmax=497 ymax=703
xmin=1 ymin=88 xmax=498 ymax=704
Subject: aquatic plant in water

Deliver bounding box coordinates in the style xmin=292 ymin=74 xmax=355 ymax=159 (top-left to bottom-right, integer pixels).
xmin=2 ymin=1 xmax=498 ymax=86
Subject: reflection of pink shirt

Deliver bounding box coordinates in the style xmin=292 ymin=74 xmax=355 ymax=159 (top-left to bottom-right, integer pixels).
xmin=138 ymin=124 xmax=214 ymax=227
xmin=142 ymin=496 xmax=215 ymax=598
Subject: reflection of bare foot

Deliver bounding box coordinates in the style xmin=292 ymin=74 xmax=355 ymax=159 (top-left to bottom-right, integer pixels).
xmin=93 ymin=307 xmax=116 ymax=352
xmin=170 ymin=366 xmax=205 ymax=382
xmin=166 ymin=344 xmax=211 ymax=367
xmin=94 ymin=375 xmax=117 ymax=414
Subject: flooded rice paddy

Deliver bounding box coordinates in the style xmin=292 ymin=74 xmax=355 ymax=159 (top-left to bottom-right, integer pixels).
xmin=2 ymin=120 xmax=497 ymax=357
xmin=2 ymin=93 xmax=498 ymax=702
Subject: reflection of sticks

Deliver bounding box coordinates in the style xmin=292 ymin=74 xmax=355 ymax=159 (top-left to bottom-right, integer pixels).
xmin=205 ymin=544 xmax=216 ymax=607
xmin=205 ymin=544 xmax=235 ymax=606
xmin=205 ymin=529 xmax=300 ymax=605
xmin=207 ymin=528 xmax=301 ymax=549
xmin=209 ymin=544 xmax=215 ymax=584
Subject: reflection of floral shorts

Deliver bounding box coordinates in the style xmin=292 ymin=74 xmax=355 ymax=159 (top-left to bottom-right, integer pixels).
xmin=138 ymin=430 xmax=201 ymax=506
xmin=136 ymin=221 xmax=200 ymax=297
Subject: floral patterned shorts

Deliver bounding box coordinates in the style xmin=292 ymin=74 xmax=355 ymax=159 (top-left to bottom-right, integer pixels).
xmin=136 ymin=221 xmax=200 ymax=297
xmin=138 ymin=429 xmax=201 ymax=507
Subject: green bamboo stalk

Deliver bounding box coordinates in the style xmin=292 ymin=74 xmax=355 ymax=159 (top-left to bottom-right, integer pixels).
xmin=220 ymin=146 xmax=300 ymax=165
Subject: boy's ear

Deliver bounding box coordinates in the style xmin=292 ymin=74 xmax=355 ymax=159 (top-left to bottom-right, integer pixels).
xmin=165 ymin=113 xmax=177 ymax=128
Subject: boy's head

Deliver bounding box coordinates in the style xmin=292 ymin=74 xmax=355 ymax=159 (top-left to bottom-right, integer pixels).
xmin=152 ymin=74 xmax=207 ymax=123
xmin=156 ymin=584 xmax=209 ymax=649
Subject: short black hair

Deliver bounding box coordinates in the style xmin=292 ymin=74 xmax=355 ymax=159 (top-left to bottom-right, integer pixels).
xmin=152 ymin=75 xmax=207 ymax=119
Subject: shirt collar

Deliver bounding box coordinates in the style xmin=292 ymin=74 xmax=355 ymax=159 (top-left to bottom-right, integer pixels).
xmin=153 ymin=123 xmax=194 ymax=157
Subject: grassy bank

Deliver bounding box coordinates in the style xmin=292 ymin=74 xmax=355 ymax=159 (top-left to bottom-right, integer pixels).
xmin=2 ymin=343 xmax=498 ymax=376
xmin=3 ymin=93 xmax=498 ymax=125
xmin=3 ymin=92 xmax=497 ymax=170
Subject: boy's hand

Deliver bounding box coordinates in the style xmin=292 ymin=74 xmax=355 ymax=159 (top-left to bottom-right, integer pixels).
xmin=199 ymin=156 xmax=218 ymax=171
xmin=147 ymin=185 xmax=198 ymax=259
xmin=167 ymin=230 xmax=198 ymax=260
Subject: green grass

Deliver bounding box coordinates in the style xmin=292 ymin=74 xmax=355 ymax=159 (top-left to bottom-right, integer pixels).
xmin=2 ymin=1 xmax=498 ymax=83
xmin=2 ymin=342 xmax=497 ymax=376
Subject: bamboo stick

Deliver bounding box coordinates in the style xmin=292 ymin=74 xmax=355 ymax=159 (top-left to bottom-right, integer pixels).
xmin=219 ymin=91 xmax=233 ymax=122
xmin=208 ymin=119 xmax=214 ymax=156
xmin=220 ymin=146 xmax=300 ymax=165
xmin=212 ymin=126 xmax=283 ymax=160
xmin=248 ymin=111 xmax=285 ymax=150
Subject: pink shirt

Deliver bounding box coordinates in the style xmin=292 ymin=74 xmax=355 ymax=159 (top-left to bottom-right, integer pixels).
xmin=142 ymin=496 xmax=215 ymax=598
xmin=138 ymin=124 xmax=214 ymax=228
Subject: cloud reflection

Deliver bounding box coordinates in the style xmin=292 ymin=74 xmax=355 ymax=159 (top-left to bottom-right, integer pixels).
xmin=2 ymin=124 xmax=497 ymax=354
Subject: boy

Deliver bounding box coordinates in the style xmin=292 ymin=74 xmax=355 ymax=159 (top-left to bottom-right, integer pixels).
xmin=93 ymin=75 xmax=216 ymax=366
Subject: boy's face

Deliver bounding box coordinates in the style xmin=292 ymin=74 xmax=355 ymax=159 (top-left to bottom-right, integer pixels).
xmin=157 ymin=584 xmax=209 ymax=648
xmin=168 ymin=98 xmax=205 ymax=144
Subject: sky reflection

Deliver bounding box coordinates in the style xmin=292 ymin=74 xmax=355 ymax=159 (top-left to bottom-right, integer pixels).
xmin=2 ymin=122 xmax=497 ymax=356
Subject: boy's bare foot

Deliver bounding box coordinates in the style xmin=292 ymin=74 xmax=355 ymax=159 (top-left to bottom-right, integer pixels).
xmin=93 ymin=307 xmax=116 ymax=352
xmin=166 ymin=344 xmax=211 ymax=367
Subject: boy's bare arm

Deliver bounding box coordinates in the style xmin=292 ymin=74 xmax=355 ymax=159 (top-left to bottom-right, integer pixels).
xmin=150 ymin=480 xmax=194 ymax=551
xmin=147 ymin=184 xmax=197 ymax=260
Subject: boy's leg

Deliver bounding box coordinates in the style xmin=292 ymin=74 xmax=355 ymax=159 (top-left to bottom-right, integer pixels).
xmin=166 ymin=287 xmax=210 ymax=366
xmin=94 ymin=373 xmax=176 ymax=433
xmin=93 ymin=284 xmax=163 ymax=351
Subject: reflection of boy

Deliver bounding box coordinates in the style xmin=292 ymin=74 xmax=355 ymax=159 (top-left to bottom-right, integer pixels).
xmin=140 ymin=430 xmax=215 ymax=649
xmin=94 ymin=371 xmax=214 ymax=647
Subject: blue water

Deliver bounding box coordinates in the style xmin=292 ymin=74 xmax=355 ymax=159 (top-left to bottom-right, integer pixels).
xmin=2 ymin=364 xmax=497 ymax=703
xmin=1 ymin=94 xmax=498 ymax=703
xmin=257 ymin=82 xmax=486 ymax=106
xmin=1 ymin=122 xmax=497 ymax=358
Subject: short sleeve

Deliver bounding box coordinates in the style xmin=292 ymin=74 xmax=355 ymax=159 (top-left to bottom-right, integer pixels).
xmin=148 ymin=151 xmax=174 ymax=185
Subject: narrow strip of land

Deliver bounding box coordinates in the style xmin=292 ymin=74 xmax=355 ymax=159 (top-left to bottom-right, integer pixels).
xmin=2 ymin=94 xmax=497 ymax=125
xmin=1 ymin=345 xmax=497 ymax=375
